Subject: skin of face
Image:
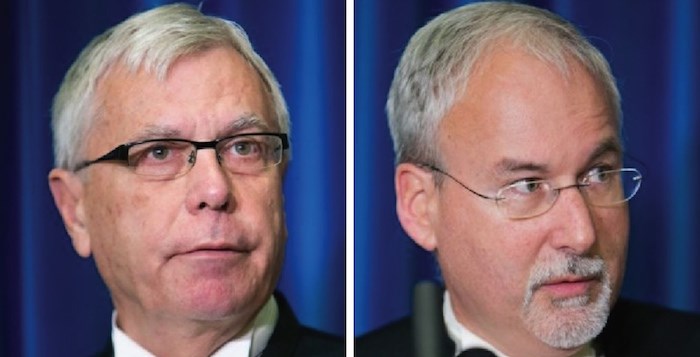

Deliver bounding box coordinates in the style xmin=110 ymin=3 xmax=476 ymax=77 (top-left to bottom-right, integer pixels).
xmin=49 ymin=46 xmax=286 ymax=354
xmin=395 ymin=45 xmax=628 ymax=357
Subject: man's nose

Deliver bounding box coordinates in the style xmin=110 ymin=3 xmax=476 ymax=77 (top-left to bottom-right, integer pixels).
xmin=548 ymin=186 xmax=596 ymax=255
xmin=184 ymin=149 xmax=234 ymax=213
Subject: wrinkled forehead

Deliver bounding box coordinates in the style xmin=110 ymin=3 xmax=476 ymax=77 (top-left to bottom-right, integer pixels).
xmin=437 ymin=46 xmax=619 ymax=176
xmin=89 ymin=47 xmax=273 ymax=144
xmin=447 ymin=39 xmax=616 ymax=118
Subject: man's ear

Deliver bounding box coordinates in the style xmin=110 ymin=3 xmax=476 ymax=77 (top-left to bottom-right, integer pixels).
xmin=48 ymin=168 xmax=91 ymax=257
xmin=395 ymin=163 xmax=439 ymax=252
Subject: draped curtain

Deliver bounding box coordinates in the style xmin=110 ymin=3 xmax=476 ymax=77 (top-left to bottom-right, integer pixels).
xmin=355 ymin=0 xmax=699 ymax=335
xmin=3 ymin=0 xmax=699 ymax=353
xmin=0 ymin=1 xmax=345 ymax=355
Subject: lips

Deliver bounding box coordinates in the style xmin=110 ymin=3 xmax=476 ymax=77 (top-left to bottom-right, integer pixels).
xmin=543 ymin=275 xmax=596 ymax=285
xmin=538 ymin=275 xmax=598 ymax=297
xmin=189 ymin=242 xmax=248 ymax=253
xmin=169 ymin=241 xmax=254 ymax=260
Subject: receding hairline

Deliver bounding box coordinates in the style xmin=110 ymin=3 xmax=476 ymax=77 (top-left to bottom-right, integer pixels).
xmin=387 ymin=2 xmax=621 ymax=167
xmin=427 ymin=38 xmax=621 ymax=185
xmin=463 ymin=37 xmax=618 ymax=111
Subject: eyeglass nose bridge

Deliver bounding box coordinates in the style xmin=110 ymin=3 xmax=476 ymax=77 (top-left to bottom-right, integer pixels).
xmin=547 ymin=181 xmax=592 ymax=208
xmin=552 ymin=182 xmax=590 ymax=194
xmin=185 ymin=140 xmax=224 ymax=169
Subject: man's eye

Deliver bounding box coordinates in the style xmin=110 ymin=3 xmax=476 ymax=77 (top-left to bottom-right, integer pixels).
xmin=512 ymin=180 xmax=543 ymax=194
xmin=234 ymin=142 xmax=253 ymax=155
xmin=129 ymin=141 xmax=185 ymax=166
xmin=231 ymin=140 xmax=261 ymax=156
xmin=586 ymin=166 xmax=613 ymax=184
xmin=149 ymin=146 xmax=171 ymax=160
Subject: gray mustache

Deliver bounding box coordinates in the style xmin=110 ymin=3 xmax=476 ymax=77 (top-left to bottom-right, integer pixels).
xmin=528 ymin=255 xmax=605 ymax=292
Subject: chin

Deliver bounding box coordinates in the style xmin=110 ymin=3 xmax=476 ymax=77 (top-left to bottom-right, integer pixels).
xmin=523 ymin=278 xmax=612 ymax=349
xmin=175 ymin=279 xmax=266 ymax=321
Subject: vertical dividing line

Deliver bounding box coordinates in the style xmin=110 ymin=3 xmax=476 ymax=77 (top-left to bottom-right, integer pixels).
xmin=346 ymin=0 xmax=355 ymax=351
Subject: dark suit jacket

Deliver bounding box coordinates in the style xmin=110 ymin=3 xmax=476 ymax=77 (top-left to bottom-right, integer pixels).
xmin=356 ymin=298 xmax=700 ymax=357
xmin=95 ymin=293 xmax=344 ymax=357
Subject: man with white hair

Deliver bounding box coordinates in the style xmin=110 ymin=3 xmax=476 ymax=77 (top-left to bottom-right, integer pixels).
xmin=48 ymin=4 xmax=341 ymax=356
xmin=357 ymin=2 xmax=700 ymax=356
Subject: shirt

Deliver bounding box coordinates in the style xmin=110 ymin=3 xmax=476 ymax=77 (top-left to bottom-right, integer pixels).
xmin=443 ymin=292 xmax=596 ymax=357
xmin=112 ymin=295 xmax=278 ymax=357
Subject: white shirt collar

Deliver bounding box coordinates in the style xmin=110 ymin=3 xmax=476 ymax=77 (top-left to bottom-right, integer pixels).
xmin=112 ymin=295 xmax=278 ymax=357
xmin=443 ymin=291 xmax=597 ymax=357
xmin=443 ymin=292 xmax=508 ymax=357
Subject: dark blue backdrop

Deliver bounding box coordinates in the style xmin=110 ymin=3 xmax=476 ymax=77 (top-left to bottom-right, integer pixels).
xmin=0 ymin=1 xmax=345 ymax=356
xmin=355 ymin=0 xmax=700 ymax=336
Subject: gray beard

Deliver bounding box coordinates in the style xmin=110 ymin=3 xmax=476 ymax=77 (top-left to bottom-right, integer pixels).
xmin=522 ymin=254 xmax=612 ymax=349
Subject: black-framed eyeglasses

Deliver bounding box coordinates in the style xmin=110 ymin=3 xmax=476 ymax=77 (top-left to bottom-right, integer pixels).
xmin=74 ymin=133 xmax=289 ymax=180
xmin=422 ymin=164 xmax=642 ymax=220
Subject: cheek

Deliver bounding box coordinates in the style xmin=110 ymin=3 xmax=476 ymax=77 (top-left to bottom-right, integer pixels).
xmin=237 ymin=174 xmax=286 ymax=245
xmin=81 ymin=176 xmax=140 ymax=285
xmin=593 ymin=207 xmax=629 ymax=286
xmin=436 ymin=195 xmax=534 ymax=302
xmin=239 ymin=175 xmax=287 ymax=290
xmin=105 ymin=182 xmax=163 ymax=235
xmin=84 ymin=176 xmax=122 ymax=235
xmin=128 ymin=188 xmax=159 ymax=232
xmin=84 ymin=175 xmax=171 ymax=262
xmin=239 ymin=174 xmax=281 ymax=213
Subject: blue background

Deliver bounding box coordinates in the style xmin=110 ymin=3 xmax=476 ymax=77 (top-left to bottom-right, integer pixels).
xmin=0 ymin=1 xmax=345 ymax=356
xmin=355 ymin=0 xmax=700 ymax=336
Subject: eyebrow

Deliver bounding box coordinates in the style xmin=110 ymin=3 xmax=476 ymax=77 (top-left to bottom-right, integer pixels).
xmin=221 ymin=113 xmax=271 ymax=134
xmin=132 ymin=126 xmax=182 ymax=142
xmin=493 ymin=158 xmax=550 ymax=176
xmin=585 ymin=137 xmax=623 ymax=164
xmin=130 ymin=113 xmax=271 ymax=143
xmin=492 ymin=136 xmax=623 ymax=177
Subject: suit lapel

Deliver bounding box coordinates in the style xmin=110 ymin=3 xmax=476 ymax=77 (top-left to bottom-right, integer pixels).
xmin=259 ymin=292 xmax=302 ymax=357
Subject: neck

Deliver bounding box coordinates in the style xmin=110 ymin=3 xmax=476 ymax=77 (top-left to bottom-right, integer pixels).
xmin=114 ymin=306 xmax=258 ymax=357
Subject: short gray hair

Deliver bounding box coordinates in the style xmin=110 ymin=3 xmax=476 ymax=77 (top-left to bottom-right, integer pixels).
xmin=52 ymin=3 xmax=289 ymax=170
xmin=387 ymin=2 xmax=620 ymax=165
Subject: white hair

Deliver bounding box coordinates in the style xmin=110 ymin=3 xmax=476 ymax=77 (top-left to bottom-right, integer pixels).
xmin=387 ymin=2 xmax=621 ymax=165
xmin=52 ymin=3 xmax=289 ymax=169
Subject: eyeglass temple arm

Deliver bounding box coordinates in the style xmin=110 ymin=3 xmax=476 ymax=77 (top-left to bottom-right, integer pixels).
xmin=74 ymin=144 xmax=130 ymax=172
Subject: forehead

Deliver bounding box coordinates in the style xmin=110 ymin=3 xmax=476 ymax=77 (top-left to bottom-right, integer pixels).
xmin=91 ymin=46 xmax=271 ymax=145
xmin=438 ymin=46 xmax=618 ymax=176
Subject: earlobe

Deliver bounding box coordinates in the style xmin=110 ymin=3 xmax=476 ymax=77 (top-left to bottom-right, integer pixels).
xmin=48 ymin=169 xmax=91 ymax=257
xmin=395 ymin=163 xmax=439 ymax=252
